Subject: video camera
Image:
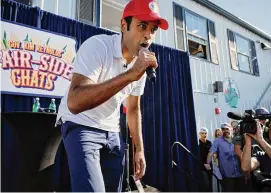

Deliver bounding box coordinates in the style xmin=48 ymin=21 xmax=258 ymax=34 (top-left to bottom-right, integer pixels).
xmin=227 ymin=110 xmax=271 ymax=135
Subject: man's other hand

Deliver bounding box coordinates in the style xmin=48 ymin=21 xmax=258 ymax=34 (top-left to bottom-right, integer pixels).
xmin=134 ymin=151 xmax=146 ymax=180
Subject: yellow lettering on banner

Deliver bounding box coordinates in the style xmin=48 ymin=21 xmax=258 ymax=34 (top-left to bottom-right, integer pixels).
xmin=19 ymin=50 xmax=33 ymax=69
xmin=52 ymin=58 xmax=66 ymax=75
xmin=9 ymin=69 xmax=57 ymax=90
xmin=35 ymin=45 xmax=63 ymax=58
xmin=20 ymin=69 xmax=31 ymax=86
xmin=45 ymin=74 xmax=57 ymax=90
xmin=10 ymin=69 xmax=21 ymax=86
xmin=48 ymin=56 xmax=56 ymax=72
xmin=39 ymin=71 xmax=48 ymax=88
xmin=45 ymin=47 xmax=54 ymax=55
xmin=30 ymin=70 xmax=39 ymax=87
xmin=12 ymin=50 xmax=20 ymax=68
xmin=36 ymin=45 xmax=44 ymax=53
xmin=24 ymin=42 xmax=35 ymax=51
xmin=1 ymin=50 xmax=34 ymax=69
xmin=62 ymin=64 xmax=73 ymax=80
xmin=38 ymin=54 xmax=73 ymax=79
xmin=39 ymin=54 xmax=51 ymax=71
xmin=55 ymin=50 xmax=63 ymax=58
xmin=1 ymin=50 xmax=14 ymax=69
xmin=9 ymin=41 xmax=22 ymax=49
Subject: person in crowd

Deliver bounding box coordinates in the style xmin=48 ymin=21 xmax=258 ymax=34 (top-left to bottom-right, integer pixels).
xmin=198 ymin=127 xmax=212 ymax=191
xmin=214 ymin=128 xmax=222 ymax=139
xmin=205 ymin=123 xmax=248 ymax=192
xmin=212 ymin=128 xmax=222 ymax=181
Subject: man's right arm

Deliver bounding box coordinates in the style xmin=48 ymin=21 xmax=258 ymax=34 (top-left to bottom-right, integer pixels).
xmin=206 ymin=152 xmax=214 ymax=165
xmin=204 ymin=139 xmax=218 ymax=170
xmin=67 ymin=45 xmax=158 ymax=114
xmin=68 ymin=72 xmax=134 ymax=114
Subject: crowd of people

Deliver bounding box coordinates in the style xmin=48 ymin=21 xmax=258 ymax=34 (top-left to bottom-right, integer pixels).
xmin=199 ymin=107 xmax=271 ymax=192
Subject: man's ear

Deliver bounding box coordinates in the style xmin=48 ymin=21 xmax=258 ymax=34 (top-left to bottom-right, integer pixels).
xmin=121 ymin=18 xmax=127 ymax=33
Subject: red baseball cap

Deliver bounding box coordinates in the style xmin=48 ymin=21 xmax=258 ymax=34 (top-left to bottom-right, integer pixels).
xmin=122 ymin=0 xmax=169 ymax=30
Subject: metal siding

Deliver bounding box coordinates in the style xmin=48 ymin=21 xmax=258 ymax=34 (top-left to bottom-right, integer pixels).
xmin=158 ymin=0 xmax=271 ymax=134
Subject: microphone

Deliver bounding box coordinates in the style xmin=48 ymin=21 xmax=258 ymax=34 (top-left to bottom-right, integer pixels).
xmin=227 ymin=112 xmax=243 ymax=120
xmin=140 ymin=44 xmax=156 ymax=83
xmin=146 ymin=66 xmax=156 ymax=83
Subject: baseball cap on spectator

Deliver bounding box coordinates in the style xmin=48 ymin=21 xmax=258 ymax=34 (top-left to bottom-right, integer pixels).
xmin=221 ymin=123 xmax=232 ymax=130
xmin=122 ymin=0 xmax=169 ymax=30
xmin=199 ymin=127 xmax=208 ymax=133
xmin=255 ymin=107 xmax=269 ymax=115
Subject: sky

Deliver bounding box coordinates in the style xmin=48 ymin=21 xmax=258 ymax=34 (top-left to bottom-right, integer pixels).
xmin=208 ymin=0 xmax=271 ymax=36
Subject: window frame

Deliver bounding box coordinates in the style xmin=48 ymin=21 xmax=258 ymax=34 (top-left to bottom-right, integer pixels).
xmin=228 ymin=30 xmax=257 ymax=75
xmin=185 ymin=10 xmax=209 ymax=42
xmin=173 ymin=3 xmax=218 ymax=64
xmin=76 ymin=0 xmax=96 ymax=26
xmin=100 ymin=0 xmax=128 ymax=33
xmin=173 ymin=2 xmax=186 ymax=52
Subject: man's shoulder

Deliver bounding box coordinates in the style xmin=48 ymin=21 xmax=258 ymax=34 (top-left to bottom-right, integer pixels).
xmin=83 ymin=34 xmax=116 ymax=48
xmin=90 ymin=33 xmax=116 ymax=41
xmin=214 ymin=136 xmax=222 ymax=142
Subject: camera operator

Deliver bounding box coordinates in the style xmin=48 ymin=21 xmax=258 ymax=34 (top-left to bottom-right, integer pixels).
xmin=241 ymin=121 xmax=271 ymax=173
xmin=233 ymin=107 xmax=270 ymax=159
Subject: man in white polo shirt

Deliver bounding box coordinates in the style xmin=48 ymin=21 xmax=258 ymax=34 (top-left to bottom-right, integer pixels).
xmin=56 ymin=0 xmax=168 ymax=192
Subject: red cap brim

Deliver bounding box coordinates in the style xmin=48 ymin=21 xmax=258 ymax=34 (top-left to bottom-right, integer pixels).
xmin=133 ymin=13 xmax=169 ymax=30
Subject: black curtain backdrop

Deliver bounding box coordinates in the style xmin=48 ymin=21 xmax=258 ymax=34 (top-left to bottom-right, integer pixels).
xmin=1 ymin=0 xmax=200 ymax=191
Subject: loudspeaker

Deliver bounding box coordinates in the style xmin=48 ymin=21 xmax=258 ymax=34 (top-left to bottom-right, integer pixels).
xmin=213 ymin=81 xmax=223 ymax=93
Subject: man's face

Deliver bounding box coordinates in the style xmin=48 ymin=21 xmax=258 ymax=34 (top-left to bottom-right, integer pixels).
xmin=222 ymin=127 xmax=232 ymax=138
xmin=199 ymin=132 xmax=207 ymax=140
xmin=121 ymin=17 xmax=159 ymax=56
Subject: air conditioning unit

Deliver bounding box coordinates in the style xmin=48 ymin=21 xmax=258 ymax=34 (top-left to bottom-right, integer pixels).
xmin=213 ymin=81 xmax=223 ymax=93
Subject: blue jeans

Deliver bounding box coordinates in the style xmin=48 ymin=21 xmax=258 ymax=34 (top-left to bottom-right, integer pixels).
xmin=61 ymin=121 xmax=125 ymax=192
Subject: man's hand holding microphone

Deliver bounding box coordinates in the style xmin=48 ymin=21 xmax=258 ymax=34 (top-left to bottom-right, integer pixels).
xmin=129 ymin=47 xmax=158 ymax=82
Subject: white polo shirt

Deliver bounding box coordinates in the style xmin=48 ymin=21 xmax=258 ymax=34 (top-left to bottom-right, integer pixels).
xmin=57 ymin=34 xmax=147 ymax=132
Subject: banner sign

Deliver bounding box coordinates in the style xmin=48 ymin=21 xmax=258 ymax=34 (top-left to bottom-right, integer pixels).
xmin=0 ymin=21 xmax=77 ymax=97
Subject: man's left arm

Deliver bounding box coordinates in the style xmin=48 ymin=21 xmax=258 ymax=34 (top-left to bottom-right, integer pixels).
xmin=126 ymin=95 xmax=146 ymax=180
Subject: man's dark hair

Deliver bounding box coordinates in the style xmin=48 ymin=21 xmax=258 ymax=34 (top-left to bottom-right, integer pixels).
xmin=124 ymin=16 xmax=132 ymax=31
